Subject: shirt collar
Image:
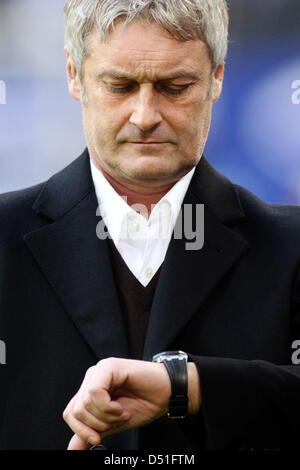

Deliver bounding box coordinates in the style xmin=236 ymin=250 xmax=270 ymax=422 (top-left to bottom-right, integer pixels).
xmin=90 ymin=158 xmax=196 ymax=243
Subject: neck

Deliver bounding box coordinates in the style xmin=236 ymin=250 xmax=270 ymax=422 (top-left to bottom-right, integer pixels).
xmin=99 ymin=167 xmax=175 ymax=220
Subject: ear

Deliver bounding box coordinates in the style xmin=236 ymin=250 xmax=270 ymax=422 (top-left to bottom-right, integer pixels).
xmin=212 ymin=62 xmax=225 ymax=102
xmin=65 ymin=45 xmax=82 ymax=101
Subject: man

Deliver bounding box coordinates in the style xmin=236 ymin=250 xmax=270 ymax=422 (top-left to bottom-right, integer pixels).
xmin=0 ymin=0 xmax=300 ymax=450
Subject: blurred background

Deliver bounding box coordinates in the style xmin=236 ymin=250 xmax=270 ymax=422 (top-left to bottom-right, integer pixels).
xmin=0 ymin=0 xmax=299 ymax=203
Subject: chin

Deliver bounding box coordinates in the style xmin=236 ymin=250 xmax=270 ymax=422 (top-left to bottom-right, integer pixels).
xmin=122 ymin=163 xmax=189 ymax=182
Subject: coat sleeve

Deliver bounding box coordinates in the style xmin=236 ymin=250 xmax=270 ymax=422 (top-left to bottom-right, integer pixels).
xmin=188 ymin=267 xmax=300 ymax=450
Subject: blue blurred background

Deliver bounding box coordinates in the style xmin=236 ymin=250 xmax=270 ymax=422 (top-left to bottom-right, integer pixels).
xmin=0 ymin=0 xmax=300 ymax=204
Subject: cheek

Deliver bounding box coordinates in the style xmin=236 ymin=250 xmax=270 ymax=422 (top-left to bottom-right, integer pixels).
xmin=173 ymin=102 xmax=212 ymax=160
xmin=92 ymin=97 xmax=129 ymax=134
xmin=190 ymin=101 xmax=211 ymax=134
xmin=84 ymin=103 xmax=114 ymax=138
xmin=176 ymin=102 xmax=210 ymax=140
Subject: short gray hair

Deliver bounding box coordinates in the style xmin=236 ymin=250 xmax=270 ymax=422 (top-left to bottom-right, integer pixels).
xmin=64 ymin=0 xmax=229 ymax=79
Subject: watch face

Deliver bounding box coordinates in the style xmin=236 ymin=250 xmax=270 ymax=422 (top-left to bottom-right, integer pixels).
xmin=152 ymin=350 xmax=188 ymax=362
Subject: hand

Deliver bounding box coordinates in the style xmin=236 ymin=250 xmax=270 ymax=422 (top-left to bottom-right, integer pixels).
xmin=63 ymin=357 xmax=171 ymax=450
xmin=63 ymin=357 xmax=201 ymax=450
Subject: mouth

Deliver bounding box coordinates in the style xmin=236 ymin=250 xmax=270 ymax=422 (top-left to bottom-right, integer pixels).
xmin=129 ymin=142 xmax=170 ymax=145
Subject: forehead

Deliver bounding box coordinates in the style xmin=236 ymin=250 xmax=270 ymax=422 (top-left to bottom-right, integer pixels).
xmin=85 ymin=20 xmax=212 ymax=80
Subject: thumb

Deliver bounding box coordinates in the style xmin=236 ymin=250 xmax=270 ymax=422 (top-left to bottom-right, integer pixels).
xmin=67 ymin=433 xmax=91 ymax=450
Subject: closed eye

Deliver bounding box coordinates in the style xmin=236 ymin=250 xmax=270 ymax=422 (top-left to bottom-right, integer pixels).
xmin=106 ymin=83 xmax=135 ymax=94
xmin=104 ymin=81 xmax=193 ymax=96
xmin=159 ymin=84 xmax=192 ymax=96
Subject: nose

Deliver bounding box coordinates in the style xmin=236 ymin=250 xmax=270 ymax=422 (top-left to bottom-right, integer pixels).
xmin=129 ymin=84 xmax=163 ymax=132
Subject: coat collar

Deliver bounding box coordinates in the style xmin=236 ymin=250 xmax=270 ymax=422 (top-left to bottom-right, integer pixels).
xmin=32 ymin=149 xmax=244 ymax=224
xmin=32 ymin=148 xmax=93 ymax=221
xmin=24 ymin=149 xmax=249 ymax=361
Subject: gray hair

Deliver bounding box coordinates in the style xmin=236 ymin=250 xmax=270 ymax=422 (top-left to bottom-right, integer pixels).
xmin=64 ymin=0 xmax=229 ymax=80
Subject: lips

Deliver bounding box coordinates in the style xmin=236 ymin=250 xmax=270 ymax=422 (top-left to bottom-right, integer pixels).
xmin=130 ymin=141 xmax=168 ymax=144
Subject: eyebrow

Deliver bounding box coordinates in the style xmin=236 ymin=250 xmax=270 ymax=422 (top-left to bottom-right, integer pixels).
xmin=96 ymin=70 xmax=203 ymax=82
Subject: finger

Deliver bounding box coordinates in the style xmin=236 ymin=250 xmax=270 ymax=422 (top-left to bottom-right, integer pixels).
xmin=64 ymin=413 xmax=101 ymax=447
xmin=67 ymin=433 xmax=90 ymax=450
xmin=87 ymin=386 xmax=122 ymax=411
xmin=85 ymin=395 xmax=131 ymax=422
xmin=100 ymin=420 xmax=134 ymax=440
xmin=73 ymin=406 xmax=129 ymax=432
xmin=63 ymin=393 xmax=78 ymax=417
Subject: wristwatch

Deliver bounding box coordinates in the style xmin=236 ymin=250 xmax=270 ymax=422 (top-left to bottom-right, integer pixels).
xmin=152 ymin=350 xmax=189 ymax=418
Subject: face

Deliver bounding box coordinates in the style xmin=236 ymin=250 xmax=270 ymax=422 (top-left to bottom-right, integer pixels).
xmin=66 ymin=20 xmax=224 ymax=192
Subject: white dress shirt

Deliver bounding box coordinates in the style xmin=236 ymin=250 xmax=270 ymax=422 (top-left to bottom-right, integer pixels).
xmin=90 ymin=159 xmax=196 ymax=287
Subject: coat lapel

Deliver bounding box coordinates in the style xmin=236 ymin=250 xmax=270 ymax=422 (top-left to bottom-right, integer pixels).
xmin=23 ymin=150 xmax=129 ymax=361
xmin=143 ymin=157 xmax=250 ymax=360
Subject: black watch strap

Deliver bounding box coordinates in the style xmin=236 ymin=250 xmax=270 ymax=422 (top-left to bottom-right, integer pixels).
xmin=152 ymin=351 xmax=188 ymax=418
